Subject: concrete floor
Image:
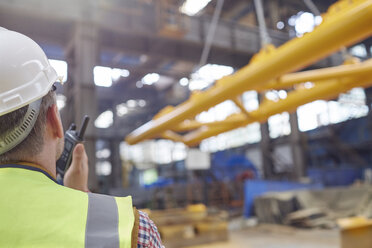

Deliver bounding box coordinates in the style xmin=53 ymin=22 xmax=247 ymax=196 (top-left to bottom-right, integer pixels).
xmin=188 ymin=224 xmax=340 ymax=248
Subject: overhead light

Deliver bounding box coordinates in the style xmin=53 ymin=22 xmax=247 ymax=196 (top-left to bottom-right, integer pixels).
xmin=126 ymin=99 xmax=137 ymax=108
xmin=304 ymin=82 xmax=314 ymax=89
xmin=265 ymin=91 xmax=280 ymax=102
xmin=112 ymin=68 xmax=130 ymax=81
xmin=136 ymin=81 xmax=143 ymax=88
xmin=180 ymin=0 xmax=212 ymax=16
xmin=111 ymin=69 xmax=122 ymax=81
xmin=140 ymin=55 xmax=148 ymax=63
xmin=289 ymin=12 xmax=323 ymax=37
xmin=138 ymin=99 xmax=147 ymax=107
xmin=350 ymin=44 xmax=368 ymax=58
xmin=95 ymin=110 xmax=113 ymax=128
xmin=288 ymin=16 xmax=296 ymax=26
xmin=49 ymin=59 xmax=68 ymax=83
xmin=276 ymin=21 xmax=285 ymax=30
xmin=116 ymin=99 xmax=146 ymax=117
xmin=189 ymin=79 xmax=210 ymax=91
xmin=314 ymin=16 xmax=322 ymax=25
xmin=56 ymin=94 xmax=66 ymax=110
xmin=142 ymin=73 xmax=160 ymax=85
xmin=96 ymin=161 xmax=112 ymax=176
xmin=197 ymin=64 xmax=234 ymax=80
xmin=126 ymin=99 xmax=147 ymax=108
xmin=188 ymin=64 xmax=234 ymax=91
xmin=116 ymin=104 xmax=129 ymax=117
xmin=278 ymin=90 xmax=287 ymax=99
xmin=295 ymin=12 xmax=315 ymax=35
xmin=94 ymin=66 xmax=130 ymax=87
xmin=96 ymin=148 xmax=111 ymax=159
xmin=94 ymin=66 xmax=113 ymax=87
xmin=179 ymin=77 xmax=189 ymax=86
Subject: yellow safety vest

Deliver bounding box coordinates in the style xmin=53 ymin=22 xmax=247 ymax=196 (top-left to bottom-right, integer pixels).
xmin=0 ymin=163 xmax=135 ymax=248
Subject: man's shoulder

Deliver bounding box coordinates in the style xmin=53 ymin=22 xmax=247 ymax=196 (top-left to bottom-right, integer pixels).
xmin=137 ymin=210 xmax=164 ymax=248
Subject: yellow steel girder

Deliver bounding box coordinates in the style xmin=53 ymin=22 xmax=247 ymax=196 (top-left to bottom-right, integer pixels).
xmin=171 ymin=58 xmax=372 ymax=132
xmin=182 ymin=75 xmax=372 ymax=146
xmin=126 ymin=0 xmax=372 ymax=146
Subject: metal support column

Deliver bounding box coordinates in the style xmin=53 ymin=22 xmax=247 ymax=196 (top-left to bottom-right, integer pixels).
xmin=366 ymin=88 xmax=372 ymax=112
xmin=69 ymin=22 xmax=99 ymax=190
xmin=260 ymin=121 xmax=274 ymax=179
xmin=109 ymin=139 xmax=123 ymax=188
xmin=289 ymin=112 xmax=306 ymax=180
xmin=258 ymin=93 xmax=274 ymax=179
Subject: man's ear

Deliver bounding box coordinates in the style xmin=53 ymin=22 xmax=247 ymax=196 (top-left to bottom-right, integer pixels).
xmin=46 ymin=104 xmax=64 ymax=139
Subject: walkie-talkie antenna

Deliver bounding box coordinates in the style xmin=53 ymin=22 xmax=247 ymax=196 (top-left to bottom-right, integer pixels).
xmin=69 ymin=123 xmax=76 ymax=131
xmin=77 ymin=115 xmax=90 ymax=139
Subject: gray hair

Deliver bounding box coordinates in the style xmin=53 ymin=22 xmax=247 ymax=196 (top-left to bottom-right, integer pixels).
xmin=0 ymin=91 xmax=56 ymax=164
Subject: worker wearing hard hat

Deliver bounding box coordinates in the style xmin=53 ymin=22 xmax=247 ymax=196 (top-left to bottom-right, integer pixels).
xmin=0 ymin=27 xmax=163 ymax=248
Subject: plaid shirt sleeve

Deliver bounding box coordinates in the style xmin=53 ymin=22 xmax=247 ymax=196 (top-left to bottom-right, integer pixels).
xmin=137 ymin=210 xmax=164 ymax=248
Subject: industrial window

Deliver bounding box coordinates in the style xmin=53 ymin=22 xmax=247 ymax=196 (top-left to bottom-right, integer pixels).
xmin=96 ymin=161 xmax=112 ymax=176
xmin=349 ymin=44 xmax=368 ymax=58
xmin=199 ymin=91 xmax=261 ymax=152
xmin=49 ymin=59 xmax=68 ymax=83
xmin=297 ymin=88 xmax=368 ymax=132
xmin=268 ymin=112 xmax=291 ymax=139
xmin=120 ymin=141 xmax=187 ymax=165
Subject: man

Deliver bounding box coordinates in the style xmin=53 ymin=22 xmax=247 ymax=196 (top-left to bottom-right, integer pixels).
xmin=0 ymin=27 xmax=163 ymax=247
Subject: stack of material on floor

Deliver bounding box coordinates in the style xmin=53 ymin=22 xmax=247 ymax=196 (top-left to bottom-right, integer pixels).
xmin=338 ymin=217 xmax=372 ymax=248
xmin=143 ymin=204 xmax=228 ymax=248
xmin=254 ymin=185 xmax=372 ymax=229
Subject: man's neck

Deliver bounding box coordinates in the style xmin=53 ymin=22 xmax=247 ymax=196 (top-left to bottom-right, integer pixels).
xmin=22 ymin=145 xmax=57 ymax=178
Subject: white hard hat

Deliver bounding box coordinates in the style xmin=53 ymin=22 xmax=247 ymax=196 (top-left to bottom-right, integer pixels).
xmin=0 ymin=27 xmax=59 ymax=155
xmin=0 ymin=27 xmax=58 ymax=117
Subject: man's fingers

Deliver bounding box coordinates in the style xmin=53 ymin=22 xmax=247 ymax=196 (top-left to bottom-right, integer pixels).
xmin=64 ymin=143 xmax=89 ymax=192
xmin=71 ymin=144 xmax=85 ymax=166
xmin=74 ymin=143 xmax=84 ymax=156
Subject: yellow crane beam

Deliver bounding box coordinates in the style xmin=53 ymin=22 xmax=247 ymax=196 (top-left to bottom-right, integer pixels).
xmin=126 ymin=0 xmax=372 ymax=145
xmin=257 ymin=58 xmax=372 ymax=91
xmin=183 ymin=75 xmax=372 ymax=146
xmin=170 ymin=58 xmax=372 ymax=133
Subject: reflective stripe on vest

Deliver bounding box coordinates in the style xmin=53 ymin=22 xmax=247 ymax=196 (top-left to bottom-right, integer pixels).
xmin=86 ymin=193 xmax=120 ymax=248
xmin=0 ymin=165 xmax=134 ymax=248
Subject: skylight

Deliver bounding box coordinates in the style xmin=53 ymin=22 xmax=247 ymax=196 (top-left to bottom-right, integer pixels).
xmin=189 ymin=64 xmax=234 ymax=91
xmin=180 ymin=0 xmax=212 ymax=16
xmin=94 ymin=66 xmax=130 ymax=87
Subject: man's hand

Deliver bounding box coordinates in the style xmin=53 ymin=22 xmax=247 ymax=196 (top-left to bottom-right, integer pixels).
xmin=63 ymin=144 xmax=90 ymax=192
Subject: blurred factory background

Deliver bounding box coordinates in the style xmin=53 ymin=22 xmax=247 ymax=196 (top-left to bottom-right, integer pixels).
xmin=3 ymin=0 xmax=372 ymax=247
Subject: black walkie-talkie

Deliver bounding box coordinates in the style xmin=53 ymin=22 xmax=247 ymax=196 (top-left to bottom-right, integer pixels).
xmin=56 ymin=115 xmax=90 ymax=179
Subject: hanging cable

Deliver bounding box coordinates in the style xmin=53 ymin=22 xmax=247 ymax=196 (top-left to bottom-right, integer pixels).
xmin=198 ymin=0 xmax=225 ymax=68
xmin=303 ymin=0 xmax=321 ymax=17
xmin=254 ymin=0 xmax=272 ymax=47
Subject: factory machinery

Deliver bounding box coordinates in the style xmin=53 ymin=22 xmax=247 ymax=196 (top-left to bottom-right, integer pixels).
xmin=126 ymin=0 xmax=372 ymax=147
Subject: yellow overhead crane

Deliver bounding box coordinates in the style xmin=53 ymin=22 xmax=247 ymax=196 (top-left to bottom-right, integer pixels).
xmin=126 ymin=0 xmax=372 ymax=146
